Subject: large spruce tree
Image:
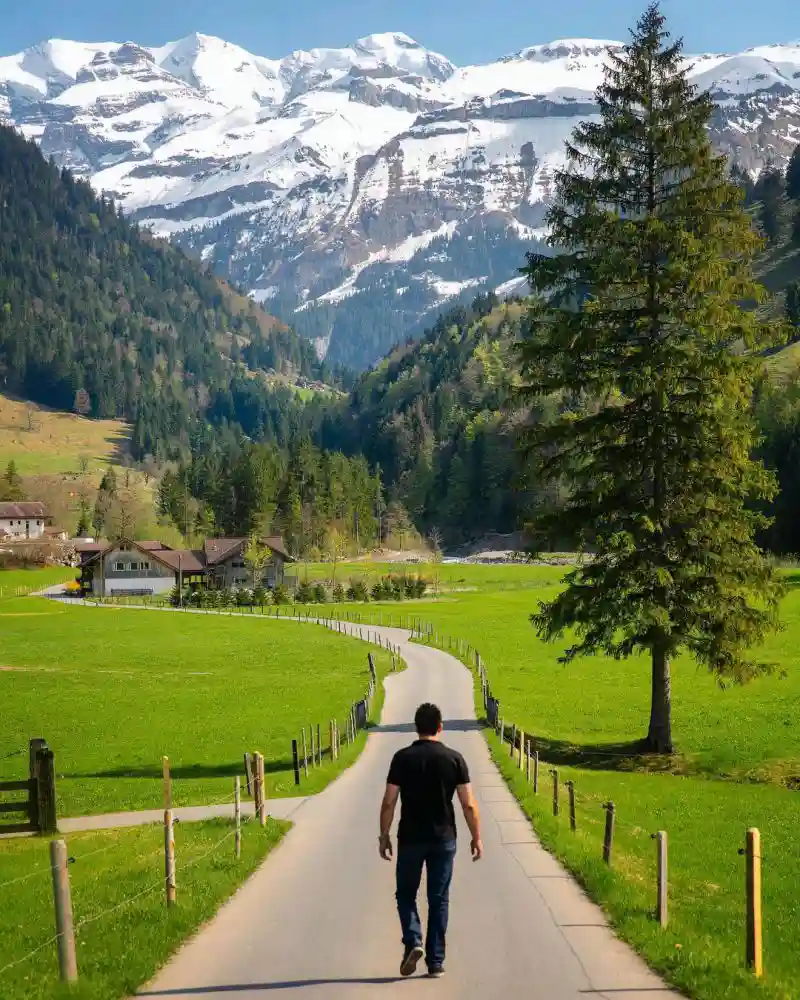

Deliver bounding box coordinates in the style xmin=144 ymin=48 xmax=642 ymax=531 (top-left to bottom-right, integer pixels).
xmin=518 ymin=3 xmax=783 ymax=752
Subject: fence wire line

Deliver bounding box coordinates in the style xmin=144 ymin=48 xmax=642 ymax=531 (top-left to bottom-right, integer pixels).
xmin=0 ymin=932 xmax=61 ymax=977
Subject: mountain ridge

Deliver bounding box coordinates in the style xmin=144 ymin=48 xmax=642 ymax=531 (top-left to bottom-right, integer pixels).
xmin=3 ymin=30 xmax=800 ymax=368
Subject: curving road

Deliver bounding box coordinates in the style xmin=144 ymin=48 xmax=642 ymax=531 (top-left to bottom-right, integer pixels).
xmin=138 ymin=626 xmax=679 ymax=999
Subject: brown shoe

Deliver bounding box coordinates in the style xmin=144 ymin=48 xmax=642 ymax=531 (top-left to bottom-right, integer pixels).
xmin=400 ymin=945 xmax=424 ymax=976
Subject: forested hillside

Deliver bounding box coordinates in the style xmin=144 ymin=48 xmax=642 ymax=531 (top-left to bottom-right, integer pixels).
xmin=313 ymin=294 xmax=543 ymax=543
xmin=0 ymin=125 xmax=341 ymax=463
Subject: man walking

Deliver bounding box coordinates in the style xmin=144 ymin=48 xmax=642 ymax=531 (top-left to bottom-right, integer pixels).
xmin=379 ymin=702 xmax=483 ymax=978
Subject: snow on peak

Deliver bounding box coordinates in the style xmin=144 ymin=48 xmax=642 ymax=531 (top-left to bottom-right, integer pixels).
xmin=354 ymin=32 xmax=421 ymax=53
xmin=153 ymin=32 xmax=282 ymax=107
xmin=511 ymin=38 xmax=624 ymax=62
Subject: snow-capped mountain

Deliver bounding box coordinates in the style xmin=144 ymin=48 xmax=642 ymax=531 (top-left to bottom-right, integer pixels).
xmin=2 ymin=31 xmax=800 ymax=368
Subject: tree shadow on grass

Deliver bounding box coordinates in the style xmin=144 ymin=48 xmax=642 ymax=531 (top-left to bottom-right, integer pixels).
xmin=490 ymin=729 xmax=680 ymax=774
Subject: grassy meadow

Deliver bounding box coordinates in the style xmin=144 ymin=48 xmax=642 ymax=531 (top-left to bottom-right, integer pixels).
xmin=0 ymin=818 xmax=287 ymax=1000
xmin=0 ymin=581 xmax=394 ymax=818
xmin=0 ymin=394 xmax=129 ymax=475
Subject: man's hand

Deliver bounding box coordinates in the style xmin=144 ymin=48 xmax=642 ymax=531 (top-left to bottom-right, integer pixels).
xmin=471 ymin=838 xmax=484 ymax=861
xmin=379 ymin=833 xmax=393 ymax=860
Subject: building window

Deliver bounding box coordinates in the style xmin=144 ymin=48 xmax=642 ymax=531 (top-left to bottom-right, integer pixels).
xmin=114 ymin=561 xmax=126 ymax=571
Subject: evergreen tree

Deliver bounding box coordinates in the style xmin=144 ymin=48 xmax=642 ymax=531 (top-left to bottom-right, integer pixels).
xmin=787 ymin=281 xmax=800 ymax=337
xmin=517 ymin=3 xmax=784 ymax=752
xmin=0 ymin=460 xmax=25 ymax=502
xmin=787 ymin=144 xmax=800 ymax=201
xmin=791 ymin=206 xmax=800 ymax=248
xmin=755 ymin=166 xmax=784 ymax=244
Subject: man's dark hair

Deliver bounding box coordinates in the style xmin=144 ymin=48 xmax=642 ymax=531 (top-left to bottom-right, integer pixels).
xmin=414 ymin=702 xmax=442 ymax=737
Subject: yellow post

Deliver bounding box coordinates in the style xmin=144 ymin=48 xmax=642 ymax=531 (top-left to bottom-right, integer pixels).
xmin=745 ymin=828 xmax=763 ymax=977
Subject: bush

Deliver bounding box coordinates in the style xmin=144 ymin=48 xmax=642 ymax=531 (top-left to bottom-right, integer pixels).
xmin=169 ymin=584 xmax=181 ymax=607
xmin=332 ymin=582 xmax=345 ymax=603
xmin=235 ymin=587 xmax=251 ymax=607
xmin=313 ymin=583 xmax=327 ymax=603
xmin=272 ymin=584 xmax=290 ymax=605
xmin=347 ymin=579 xmax=370 ymax=602
xmin=253 ymin=585 xmax=267 ymax=608
xmin=296 ymin=581 xmax=314 ymax=604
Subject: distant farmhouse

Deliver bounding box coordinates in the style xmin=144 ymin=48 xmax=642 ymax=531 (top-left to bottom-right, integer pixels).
xmin=0 ymin=501 xmax=51 ymax=540
xmin=76 ymin=537 xmax=294 ymax=597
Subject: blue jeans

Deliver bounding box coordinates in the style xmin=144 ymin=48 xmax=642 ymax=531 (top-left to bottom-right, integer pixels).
xmin=395 ymin=840 xmax=456 ymax=969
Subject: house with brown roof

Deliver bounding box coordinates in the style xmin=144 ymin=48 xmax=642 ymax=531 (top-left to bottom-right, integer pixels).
xmin=0 ymin=501 xmax=50 ymax=540
xmin=80 ymin=536 xmax=293 ymax=597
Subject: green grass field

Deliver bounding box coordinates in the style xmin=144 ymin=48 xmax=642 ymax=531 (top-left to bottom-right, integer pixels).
xmin=492 ymin=741 xmax=799 ymax=1000
xmin=0 ymin=590 xmax=394 ymax=818
xmin=0 ymin=819 xmax=287 ymax=1000
xmin=0 ymin=566 xmax=75 ymax=597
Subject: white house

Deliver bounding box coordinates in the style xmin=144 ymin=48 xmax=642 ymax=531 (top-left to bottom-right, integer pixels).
xmin=0 ymin=502 xmax=49 ymax=540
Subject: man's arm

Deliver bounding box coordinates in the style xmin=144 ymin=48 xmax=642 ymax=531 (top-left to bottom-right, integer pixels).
xmin=456 ymin=783 xmax=483 ymax=860
xmin=378 ymin=783 xmax=400 ymax=859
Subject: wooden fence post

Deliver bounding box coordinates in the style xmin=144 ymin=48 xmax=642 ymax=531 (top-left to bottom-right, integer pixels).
xmin=566 ymin=781 xmax=576 ymax=832
xmin=533 ymin=751 xmax=539 ymax=793
xmin=29 ymin=737 xmax=47 ymax=781
xmin=518 ymin=729 xmax=525 ymax=770
xmin=510 ymin=724 xmax=517 ymax=758
xmin=164 ymin=808 xmax=176 ymax=905
xmin=317 ymin=723 xmax=321 ymax=766
xmin=500 ymin=718 xmax=505 ymax=745
xmin=256 ymin=753 xmax=266 ymax=826
xmin=252 ymin=752 xmax=263 ymax=820
xmin=36 ymin=747 xmax=57 ymax=834
xmin=526 ymin=741 xmax=532 ymax=783
xmin=292 ymin=740 xmax=301 ymax=785
xmin=243 ymin=753 xmax=253 ymax=796
xmin=50 ymin=839 xmax=78 ymax=982
xmin=745 ymin=828 xmax=763 ymax=976
xmin=301 ymin=728 xmax=309 ymax=777
xmin=603 ymin=802 xmax=615 ymax=866
xmin=310 ymin=726 xmax=316 ymax=768
xmin=234 ymin=776 xmax=242 ymax=859
xmin=551 ymin=769 xmax=559 ymax=816
xmin=654 ymin=830 xmax=667 ymax=927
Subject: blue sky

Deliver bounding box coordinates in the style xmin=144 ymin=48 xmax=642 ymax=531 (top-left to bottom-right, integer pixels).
xmin=3 ymin=0 xmax=800 ymax=63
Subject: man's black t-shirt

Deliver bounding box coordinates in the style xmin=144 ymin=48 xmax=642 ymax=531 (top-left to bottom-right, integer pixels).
xmin=387 ymin=739 xmax=470 ymax=844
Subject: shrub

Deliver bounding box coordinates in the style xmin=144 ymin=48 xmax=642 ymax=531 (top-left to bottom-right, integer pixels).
xmin=296 ymin=581 xmax=314 ymax=604
xmin=272 ymin=584 xmax=290 ymax=605
xmin=332 ymin=582 xmax=345 ymax=603
xmin=313 ymin=583 xmax=328 ymax=603
xmin=348 ymin=579 xmax=370 ymax=602
xmin=252 ymin=585 xmax=267 ymax=608
xmin=235 ymin=587 xmax=252 ymax=606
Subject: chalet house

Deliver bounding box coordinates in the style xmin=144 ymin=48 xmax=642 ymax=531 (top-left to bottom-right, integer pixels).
xmin=80 ymin=536 xmax=293 ymax=597
xmin=0 ymin=502 xmax=50 ymax=540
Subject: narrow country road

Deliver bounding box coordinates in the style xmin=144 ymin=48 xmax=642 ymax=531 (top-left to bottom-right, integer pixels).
xmin=135 ymin=624 xmax=677 ymax=999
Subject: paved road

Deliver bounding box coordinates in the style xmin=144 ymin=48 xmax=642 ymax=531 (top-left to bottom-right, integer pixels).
xmin=137 ymin=625 xmax=679 ymax=1000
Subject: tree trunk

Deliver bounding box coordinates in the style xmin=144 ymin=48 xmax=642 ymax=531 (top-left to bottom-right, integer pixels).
xmin=646 ymin=642 xmax=673 ymax=753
